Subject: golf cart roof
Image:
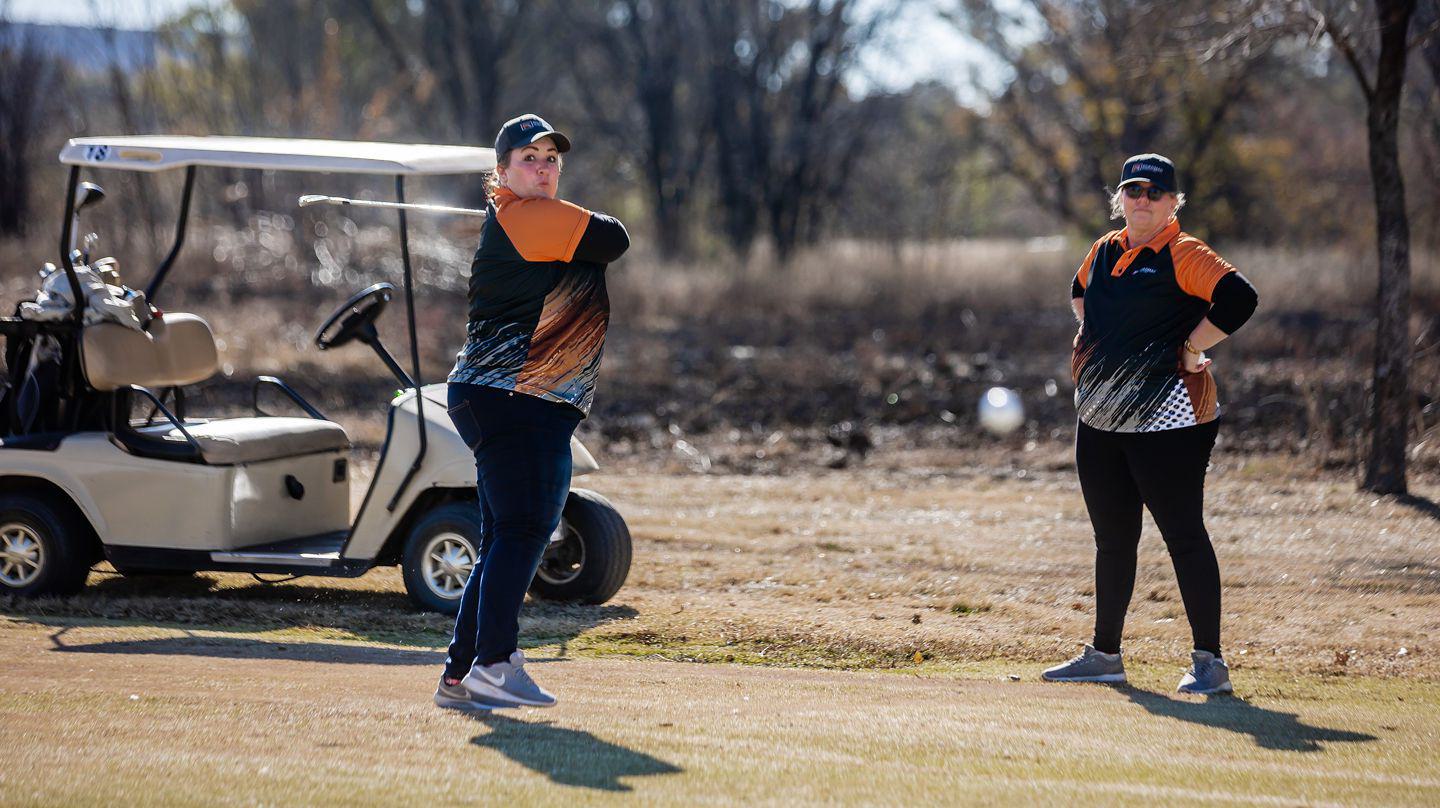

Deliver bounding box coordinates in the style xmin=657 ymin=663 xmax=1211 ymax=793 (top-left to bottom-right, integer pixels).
xmin=59 ymin=135 xmax=497 ymax=175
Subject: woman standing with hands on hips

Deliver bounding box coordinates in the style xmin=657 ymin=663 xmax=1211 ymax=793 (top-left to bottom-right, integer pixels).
xmin=1043 ymin=154 xmax=1257 ymax=694
xmin=434 ymin=114 xmax=629 ymax=710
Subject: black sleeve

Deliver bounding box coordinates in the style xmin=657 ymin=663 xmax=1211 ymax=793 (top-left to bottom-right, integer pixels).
xmin=1071 ymin=275 xmax=1084 ymax=300
xmin=571 ymin=212 xmax=629 ymax=264
xmin=1207 ymin=271 xmax=1258 ymax=335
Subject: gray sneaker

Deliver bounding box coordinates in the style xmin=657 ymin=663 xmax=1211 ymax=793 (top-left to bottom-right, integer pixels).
xmin=433 ymin=675 xmax=497 ymax=711
xmin=1042 ymin=645 xmax=1127 ymax=683
xmin=461 ymin=650 xmax=557 ymax=708
xmin=1177 ymin=650 xmax=1233 ymax=695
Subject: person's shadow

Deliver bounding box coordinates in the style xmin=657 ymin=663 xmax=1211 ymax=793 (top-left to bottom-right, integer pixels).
xmin=1123 ymin=688 xmax=1377 ymax=752
xmin=467 ymin=712 xmax=681 ymax=791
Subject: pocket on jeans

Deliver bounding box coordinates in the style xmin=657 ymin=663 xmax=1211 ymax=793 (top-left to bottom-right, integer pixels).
xmin=446 ymin=400 xmax=483 ymax=452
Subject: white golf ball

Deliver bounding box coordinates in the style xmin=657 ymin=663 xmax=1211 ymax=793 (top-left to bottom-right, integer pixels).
xmin=978 ymin=387 xmax=1024 ymax=435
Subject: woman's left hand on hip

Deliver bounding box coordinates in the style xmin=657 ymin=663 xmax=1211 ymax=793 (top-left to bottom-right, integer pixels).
xmin=1179 ymin=350 xmax=1211 ymax=375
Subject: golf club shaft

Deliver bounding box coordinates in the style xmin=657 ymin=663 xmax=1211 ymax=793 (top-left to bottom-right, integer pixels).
xmin=298 ymin=194 xmax=487 ymax=218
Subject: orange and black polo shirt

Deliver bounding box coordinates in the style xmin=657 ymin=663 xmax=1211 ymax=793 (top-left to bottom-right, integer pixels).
xmin=448 ymin=187 xmax=629 ymax=415
xmin=1071 ymin=219 xmax=1249 ymax=433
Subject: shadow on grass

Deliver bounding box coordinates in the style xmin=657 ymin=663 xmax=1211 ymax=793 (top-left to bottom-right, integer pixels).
xmin=468 ymin=712 xmax=681 ymax=791
xmin=45 ymin=625 xmax=445 ymax=665
xmin=3 ymin=573 xmax=638 ymax=648
xmin=1396 ymin=493 xmax=1440 ymax=522
xmin=1123 ymin=688 xmax=1377 ymax=752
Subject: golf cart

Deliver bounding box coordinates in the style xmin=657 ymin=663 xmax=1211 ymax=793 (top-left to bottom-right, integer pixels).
xmin=0 ymin=136 xmax=631 ymax=613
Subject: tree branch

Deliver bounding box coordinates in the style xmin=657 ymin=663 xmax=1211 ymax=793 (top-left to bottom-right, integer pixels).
xmin=1407 ymin=17 xmax=1440 ymax=51
xmin=1317 ymin=10 xmax=1376 ymax=101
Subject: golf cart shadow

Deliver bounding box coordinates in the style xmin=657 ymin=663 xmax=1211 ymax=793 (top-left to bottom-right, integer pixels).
xmin=45 ymin=625 xmax=444 ymax=665
xmin=37 ymin=596 xmax=637 ymax=666
xmin=84 ymin=568 xmax=419 ymax=609
xmin=83 ymin=569 xmax=639 ymax=619
xmin=1122 ymin=687 xmax=1377 ymax=752
xmin=467 ymin=712 xmax=682 ymax=792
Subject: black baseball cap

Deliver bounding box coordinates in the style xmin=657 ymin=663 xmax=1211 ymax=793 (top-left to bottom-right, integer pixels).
xmin=1118 ymin=153 xmax=1178 ymax=192
xmin=494 ymin=114 xmax=571 ymax=155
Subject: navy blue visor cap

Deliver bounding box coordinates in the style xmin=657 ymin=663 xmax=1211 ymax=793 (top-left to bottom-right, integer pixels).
xmin=495 ymin=114 xmax=571 ymax=155
xmin=1118 ymin=153 xmax=1178 ymax=193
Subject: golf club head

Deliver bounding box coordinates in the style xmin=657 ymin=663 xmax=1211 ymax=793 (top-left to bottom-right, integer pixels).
xmin=73 ymin=182 xmax=106 ymax=214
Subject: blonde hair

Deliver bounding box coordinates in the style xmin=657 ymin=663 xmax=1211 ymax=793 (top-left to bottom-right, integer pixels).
xmin=485 ymin=150 xmax=509 ymax=205
xmin=1109 ymin=187 xmax=1186 ymax=220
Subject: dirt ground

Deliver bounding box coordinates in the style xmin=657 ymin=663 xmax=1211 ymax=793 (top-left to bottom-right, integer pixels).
xmin=8 ymin=448 xmax=1439 ymax=680
xmin=583 ymin=450 xmax=1440 ymax=679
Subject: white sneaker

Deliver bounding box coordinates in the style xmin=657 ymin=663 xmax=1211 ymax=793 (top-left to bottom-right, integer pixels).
xmin=1177 ymin=651 xmax=1233 ymax=695
xmin=1041 ymin=644 xmax=1127 ymax=683
xmin=461 ymin=650 xmax=557 ymax=708
xmin=433 ymin=675 xmax=497 ymax=711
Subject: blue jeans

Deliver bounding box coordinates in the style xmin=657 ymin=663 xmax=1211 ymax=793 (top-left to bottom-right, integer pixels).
xmin=443 ymin=382 xmax=581 ymax=677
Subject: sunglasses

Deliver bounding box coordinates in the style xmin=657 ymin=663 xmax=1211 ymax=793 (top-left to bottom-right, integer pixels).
xmin=1123 ymin=184 xmax=1169 ymax=202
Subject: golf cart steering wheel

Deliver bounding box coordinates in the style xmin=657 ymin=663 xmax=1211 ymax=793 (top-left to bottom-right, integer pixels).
xmin=315 ymin=282 xmax=394 ymax=350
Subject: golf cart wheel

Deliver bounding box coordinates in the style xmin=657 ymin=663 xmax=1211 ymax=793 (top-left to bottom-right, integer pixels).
xmin=529 ymin=488 xmax=631 ymax=604
xmin=0 ymin=492 xmax=93 ymax=597
xmin=401 ymin=502 xmax=482 ymax=615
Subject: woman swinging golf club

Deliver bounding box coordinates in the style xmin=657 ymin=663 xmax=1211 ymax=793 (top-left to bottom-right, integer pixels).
xmin=435 ymin=114 xmax=629 ymax=710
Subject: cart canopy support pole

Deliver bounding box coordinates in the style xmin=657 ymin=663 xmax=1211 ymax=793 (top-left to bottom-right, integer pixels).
xmin=145 ymin=165 xmax=197 ymax=301
xmin=387 ymin=174 xmax=428 ymax=512
xmin=55 ymin=165 xmax=87 ymax=421
xmin=58 ymin=165 xmax=84 ymax=324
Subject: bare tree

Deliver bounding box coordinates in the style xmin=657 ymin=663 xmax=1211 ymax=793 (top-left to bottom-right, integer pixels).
xmin=1301 ymin=0 xmax=1424 ymax=494
xmin=0 ymin=18 xmax=69 ymax=236
xmin=1406 ymin=0 xmax=1440 ymax=249
xmin=1216 ymin=0 xmax=1432 ymax=493
xmin=703 ymin=0 xmax=900 ymax=261
xmin=567 ymin=1 xmax=710 ymax=260
xmin=941 ymin=0 xmax=1273 ymax=236
xmin=355 ymin=0 xmax=535 ymax=145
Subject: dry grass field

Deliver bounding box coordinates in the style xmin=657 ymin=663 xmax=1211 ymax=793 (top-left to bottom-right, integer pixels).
xmin=7 ymin=231 xmax=1440 ymax=467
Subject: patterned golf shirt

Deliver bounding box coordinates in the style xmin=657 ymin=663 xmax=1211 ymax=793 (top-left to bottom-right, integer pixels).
xmin=448 ymin=187 xmax=628 ymax=415
xmin=1070 ymin=219 xmax=1239 ymax=433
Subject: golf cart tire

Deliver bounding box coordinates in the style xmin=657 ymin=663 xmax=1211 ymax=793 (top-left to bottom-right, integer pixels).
xmin=0 ymin=492 xmax=94 ymax=597
xmin=401 ymin=502 xmax=483 ymax=615
xmin=530 ymin=488 xmax=631 ymax=605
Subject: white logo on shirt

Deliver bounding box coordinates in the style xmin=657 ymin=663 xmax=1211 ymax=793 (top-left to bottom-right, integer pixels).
xmin=1133 ymin=266 xmax=1157 ymax=275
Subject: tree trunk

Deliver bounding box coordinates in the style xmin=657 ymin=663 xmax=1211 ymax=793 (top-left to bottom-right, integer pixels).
xmin=1361 ymin=0 xmax=1416 ymax=494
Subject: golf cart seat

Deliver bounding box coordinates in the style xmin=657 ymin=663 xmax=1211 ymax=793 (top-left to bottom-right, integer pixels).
xmin=126 ymin=416 xmax=350 ymax=465
xmin=81 ymin=313 xmax=350 ymax=464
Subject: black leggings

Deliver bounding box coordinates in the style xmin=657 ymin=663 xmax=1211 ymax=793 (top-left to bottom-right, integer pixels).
xmin=1075 ymin=419 xmax=1222 ymax=656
